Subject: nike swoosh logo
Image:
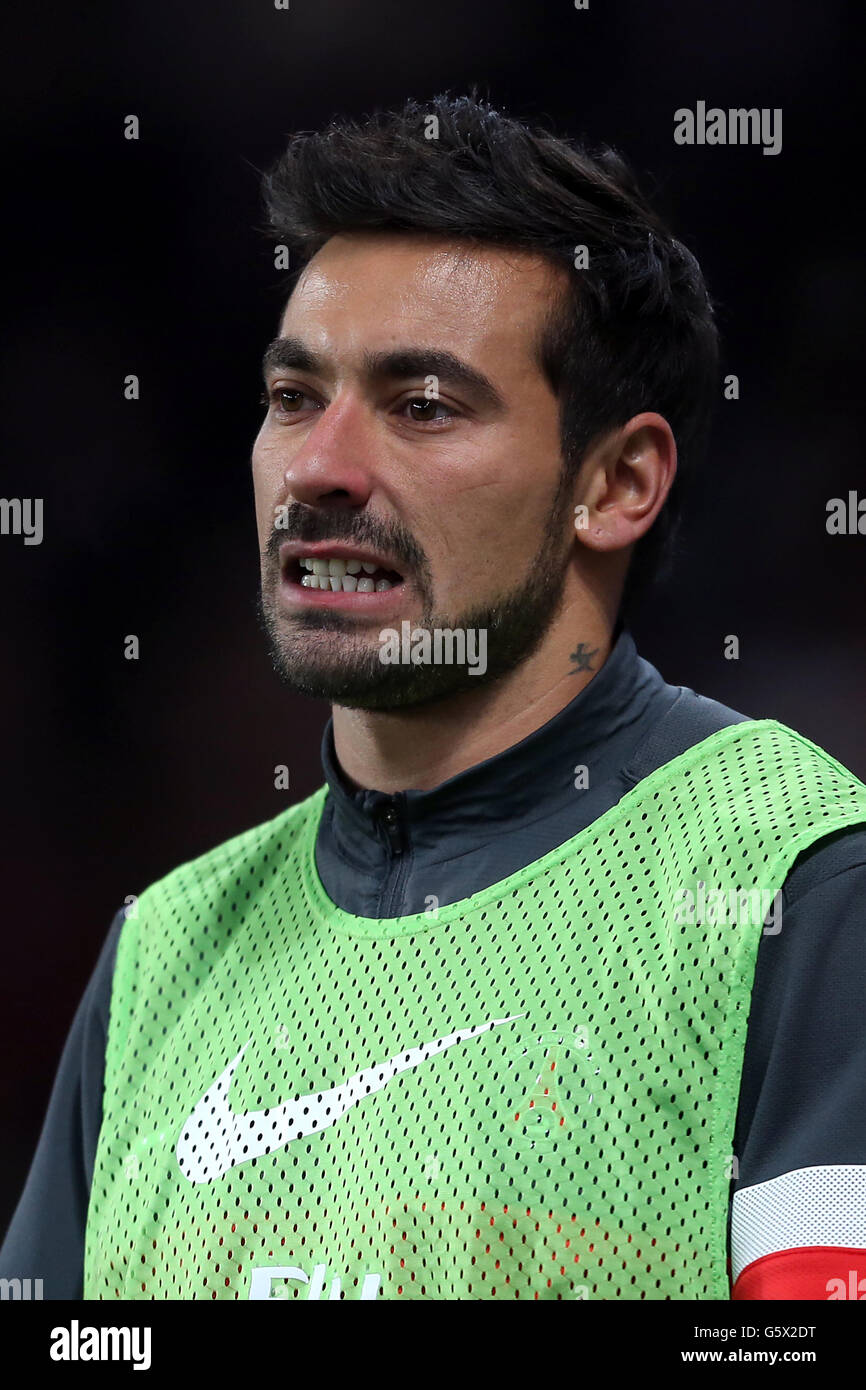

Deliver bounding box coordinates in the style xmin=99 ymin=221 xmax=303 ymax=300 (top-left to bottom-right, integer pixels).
xmin=177 ymin=1012 xmax=524 ymax=1183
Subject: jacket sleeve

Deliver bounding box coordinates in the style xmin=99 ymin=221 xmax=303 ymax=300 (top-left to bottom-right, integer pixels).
xmin=0 ymin=907 xmax=126 ymax=1300
xmin=730 ymin=826 xmax=866 ymax=1298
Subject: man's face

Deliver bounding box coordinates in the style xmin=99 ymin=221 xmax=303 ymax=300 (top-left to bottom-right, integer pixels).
xmin=252 ymin=231 xmax=576 ymax=710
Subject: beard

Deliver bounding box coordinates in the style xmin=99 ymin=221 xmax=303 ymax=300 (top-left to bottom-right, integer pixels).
xmin=256 ymin=475 xmax=575 ymax=713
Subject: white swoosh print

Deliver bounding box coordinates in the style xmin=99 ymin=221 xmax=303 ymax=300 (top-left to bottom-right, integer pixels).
xmin=177 ymin=1013 xmax=524 ymax=1183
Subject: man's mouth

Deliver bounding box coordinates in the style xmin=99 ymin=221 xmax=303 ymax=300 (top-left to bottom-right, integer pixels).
xmin=291 ymin=555 xmax=403 ymax=593
xmin=278 ymin=543 xmax=407 ymax=600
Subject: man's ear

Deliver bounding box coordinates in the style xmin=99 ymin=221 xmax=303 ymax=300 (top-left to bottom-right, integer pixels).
xmin=573 ymin=412 xmax=677 ymax=555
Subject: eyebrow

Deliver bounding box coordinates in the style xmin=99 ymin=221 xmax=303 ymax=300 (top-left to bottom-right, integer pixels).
xmin=261 ymin=337 xmax=506 ymax=412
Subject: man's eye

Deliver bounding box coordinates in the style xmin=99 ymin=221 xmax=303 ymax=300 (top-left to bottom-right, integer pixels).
xmin=403 ymin=396 xmax=455 ymax=423
xmin=259 ymin=388 xmax=316 ymax=414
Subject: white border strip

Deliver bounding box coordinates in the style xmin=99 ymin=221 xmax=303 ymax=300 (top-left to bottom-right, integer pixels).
xmin=732 ymin=1164 xmax=866 ymax=1282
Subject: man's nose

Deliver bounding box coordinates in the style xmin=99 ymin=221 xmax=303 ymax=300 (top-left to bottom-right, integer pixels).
xmin=282 ymin=395 xmax=376 ymax=508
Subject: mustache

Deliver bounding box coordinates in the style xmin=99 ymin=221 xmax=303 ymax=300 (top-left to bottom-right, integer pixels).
xmin=264 ymin=503 xmax=427 ymax=577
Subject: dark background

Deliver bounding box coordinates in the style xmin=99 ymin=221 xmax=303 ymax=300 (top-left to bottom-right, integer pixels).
xmin=1 ymin=0 xmax=862 ymax=1234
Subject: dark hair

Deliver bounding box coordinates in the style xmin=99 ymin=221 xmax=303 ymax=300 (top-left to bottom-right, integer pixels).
xmin=261 ymin=93 xmax=720 ymax=614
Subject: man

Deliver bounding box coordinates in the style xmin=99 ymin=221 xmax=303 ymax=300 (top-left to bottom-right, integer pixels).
xmin=3 ymin=95 xmax=866 ymax=1302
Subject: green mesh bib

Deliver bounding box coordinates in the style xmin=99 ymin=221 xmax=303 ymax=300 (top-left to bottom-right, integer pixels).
xmin=84 ymin=719 xmax=866 ymax=1300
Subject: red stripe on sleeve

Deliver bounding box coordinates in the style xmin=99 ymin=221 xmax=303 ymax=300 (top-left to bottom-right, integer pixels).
xmin=733 ymin=1246 xmax=866 ymax=1300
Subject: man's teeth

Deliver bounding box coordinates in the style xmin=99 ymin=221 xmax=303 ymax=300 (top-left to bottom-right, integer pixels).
xmin=297 ymin=556 xmax=397 ymax=593
xmin=303 ymin=558 xmax=377 ymax=576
